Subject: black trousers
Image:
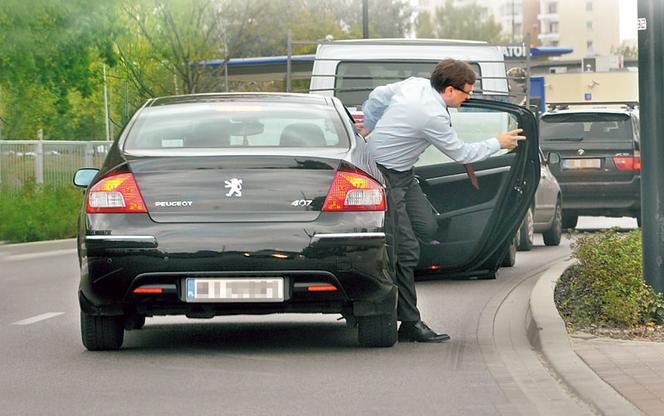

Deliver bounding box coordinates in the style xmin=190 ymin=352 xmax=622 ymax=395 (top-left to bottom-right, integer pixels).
xmin=377 ymin=164 xmax=438 ymax=323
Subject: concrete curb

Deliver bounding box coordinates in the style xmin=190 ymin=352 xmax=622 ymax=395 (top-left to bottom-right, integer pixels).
xmin=0 ymin=238 xmax=76 ymax=256
xmin=527 ymin=259 xmax=642 ymax=416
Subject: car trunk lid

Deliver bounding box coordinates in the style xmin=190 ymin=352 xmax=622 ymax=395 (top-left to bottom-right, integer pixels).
xmin=127 ymin=154 xmax=343 ymax=223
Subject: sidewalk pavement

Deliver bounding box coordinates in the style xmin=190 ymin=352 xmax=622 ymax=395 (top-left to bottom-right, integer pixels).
xmin=0 ymin=238 xmax=76 ymax=260
xmin=530 ymin=259 xmax=664 ymax=416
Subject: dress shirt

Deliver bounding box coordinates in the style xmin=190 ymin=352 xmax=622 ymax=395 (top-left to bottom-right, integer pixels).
xmin=362 ymin=77 xmax=501 ymax=172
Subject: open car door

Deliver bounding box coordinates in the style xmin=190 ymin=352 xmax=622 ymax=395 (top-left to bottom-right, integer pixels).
xmin=414 ymin=99 xmax=540 ymax=279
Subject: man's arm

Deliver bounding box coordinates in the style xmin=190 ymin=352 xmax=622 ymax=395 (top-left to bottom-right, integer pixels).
xmin=361 ymin=81 xmax=402 ymax=132
xmin=422 ymin=115 xmax=525 ymax=163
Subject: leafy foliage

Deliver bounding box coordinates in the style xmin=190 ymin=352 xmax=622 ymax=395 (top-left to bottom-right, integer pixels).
xmin=0 ymin=182 xmax=81 ymax=242
xmin=555 ymin=229 xmax=664 ymax=327
xmin=415 ymin=0 xmax=505 ymax=43
xmin=0 ymin=0 xmax=414 ymax=141
xmin=611 ymin=41 xmax=638 ymax=59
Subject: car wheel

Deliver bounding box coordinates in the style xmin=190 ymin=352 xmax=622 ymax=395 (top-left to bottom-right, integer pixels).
xmin=518 ymin=208 xmax=534 ymax=251
xmin=81 ymin=310 xmax=124 ymax=351
xmin=501 ymin=233 xmax=518 ymax=267
xmin=543 ymin=199 xmax=562 ymax=246
xmin=561 ymin=213 xmax=578 ymax=230
xmin=358 ymin=309 xmax=397 ymax=348
xmin=124 ymin=314 xmax=146 ymax=330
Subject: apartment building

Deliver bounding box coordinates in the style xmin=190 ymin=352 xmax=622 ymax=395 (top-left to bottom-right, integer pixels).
xmin=418 ymin=0 xmax=621 ymax=59
xmin=538 ymin=0 xmax=620 ymax=59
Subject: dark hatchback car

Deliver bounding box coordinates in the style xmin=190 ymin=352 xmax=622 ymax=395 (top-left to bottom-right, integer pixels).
xmin=73 ymin=93 xmax=539 ymax=350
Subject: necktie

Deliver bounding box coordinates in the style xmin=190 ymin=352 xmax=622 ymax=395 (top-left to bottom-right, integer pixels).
xmin=445 ymin=105 xmax=480 ymax=191
xmin=464 ymin=164 xmax=480 ymax=190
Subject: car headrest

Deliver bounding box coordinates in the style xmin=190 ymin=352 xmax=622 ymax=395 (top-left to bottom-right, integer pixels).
xmin=279 ymin=123 xmax=327 ymax=147
xmin=187 ymin=121 xmax=230 ymax=147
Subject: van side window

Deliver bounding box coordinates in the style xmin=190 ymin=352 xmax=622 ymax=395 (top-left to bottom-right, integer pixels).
xmin=335 ymin=61 xmax=482 ymax=107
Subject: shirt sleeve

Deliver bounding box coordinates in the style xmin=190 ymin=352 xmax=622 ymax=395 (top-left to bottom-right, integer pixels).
xmin=361 ymin=81 xmax=403 ymax=131
xmin=421 ymin=113 xmax=501 ymax=164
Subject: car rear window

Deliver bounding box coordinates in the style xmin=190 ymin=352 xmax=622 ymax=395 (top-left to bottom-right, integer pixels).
xmin=540 ymin=113 xmax=633 ymax=143
xmin=334 ymin=61 xmax=482 ymax=107
xmin=123 ymin=101 xmax=349 ymax=150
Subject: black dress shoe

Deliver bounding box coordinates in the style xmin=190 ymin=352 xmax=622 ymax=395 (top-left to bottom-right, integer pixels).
xmin=398 ymin=320 xmax=451 ymax=343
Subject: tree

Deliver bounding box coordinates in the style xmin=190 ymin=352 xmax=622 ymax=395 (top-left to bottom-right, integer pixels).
xmin=415 ymin=10 xmax=435 ymax=39
xmin=0 ymin=0 xmax=119 ymax=139
xmin=416 ymin=0 xmax=505 ymax=43
xmin=611 ymin=42 xmax=638 ymax=60
xmin=0 ymin=0 xmax=117 ymax=103
xmin=0 ymin=0 xmax=418 ymax=140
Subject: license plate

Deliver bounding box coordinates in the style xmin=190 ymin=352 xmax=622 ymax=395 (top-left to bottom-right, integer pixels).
xmin=563 ymin=158 xmax=601 ymax=169
xmin=185 ymin=278 xmax=284 ymax=303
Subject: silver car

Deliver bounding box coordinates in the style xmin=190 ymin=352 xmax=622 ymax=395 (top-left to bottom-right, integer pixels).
xmin=518 ymin=149 xmax=563 ymax=250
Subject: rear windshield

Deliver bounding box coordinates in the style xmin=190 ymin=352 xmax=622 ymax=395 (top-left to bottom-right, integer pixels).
xmin=123 ymin=101 xmax=349 ymax=150
xmin=335 ymin=61 xmax=482 ymax=107
xmin=540 ymin=113 xmax=633 ymax=143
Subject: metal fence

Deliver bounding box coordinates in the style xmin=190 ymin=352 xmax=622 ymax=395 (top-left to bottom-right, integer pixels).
xmin=0 ymin=140 xmax=111 ymax=192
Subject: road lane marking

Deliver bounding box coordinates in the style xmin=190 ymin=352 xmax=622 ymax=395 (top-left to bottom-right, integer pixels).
xmin=11 ymin=312 xmax=65 ymax=325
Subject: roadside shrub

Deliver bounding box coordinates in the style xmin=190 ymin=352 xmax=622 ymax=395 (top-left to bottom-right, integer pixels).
xmin=0 ymin=181 xmax=82 ymax=243
xmin=556 ymin=228 xmax=664 ymax=327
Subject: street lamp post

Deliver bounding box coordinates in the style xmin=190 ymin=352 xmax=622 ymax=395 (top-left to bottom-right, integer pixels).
xmin=638 ymin=0 xmax=664 ymax=293
xmin=363 ymin=0 xmax=369 ymax=39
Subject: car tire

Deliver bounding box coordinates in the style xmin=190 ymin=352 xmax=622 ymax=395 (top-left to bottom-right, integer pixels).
xmin=501 ymin=233 xmax=518 ymax=267
xmin=358 ymin=309 xmax=397 ymax=348
xmin=81 ymin=310 xmax=124 ymax=351
xmin=124 ymin=314 xmax=146 ymax=330
xmin=543 ymin=199 xmax=562 ymax=246
xmin=518 ymin=208 xmax=534 ymax=251
xmin=561 ymin=213 xmax=578 ymax=230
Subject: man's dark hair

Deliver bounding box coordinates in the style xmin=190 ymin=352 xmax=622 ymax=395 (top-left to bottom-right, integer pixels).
xmin=430 ymin=59 xmax=476 ymax=92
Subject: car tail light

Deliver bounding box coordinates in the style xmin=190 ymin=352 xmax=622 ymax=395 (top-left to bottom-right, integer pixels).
xmin=86 ymin=172 xmax=147 ymax=213
xmin=613 ymin=156 xmax=641 ymax=171
xmin=322 ymin=167 xmax=386 ymax=211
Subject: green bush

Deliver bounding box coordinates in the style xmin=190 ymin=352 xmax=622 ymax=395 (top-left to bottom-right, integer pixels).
xmin=556 ymin=228 xmax=664 ymax=327
xmin=0 ymin=181 xmax=83 ymax=243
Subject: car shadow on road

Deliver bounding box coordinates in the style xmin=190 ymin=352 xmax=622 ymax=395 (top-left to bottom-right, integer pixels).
xmin=121 ymin=320 xmax=360 ymax=352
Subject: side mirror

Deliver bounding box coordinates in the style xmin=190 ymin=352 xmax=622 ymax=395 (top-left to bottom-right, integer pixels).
xmin=547 ymin=152 xmax=561 ymax=165
xmin=528 ymin=105 xmax=540 ymax=117
xmin=73 ymin=168 xmax=99 ymax=188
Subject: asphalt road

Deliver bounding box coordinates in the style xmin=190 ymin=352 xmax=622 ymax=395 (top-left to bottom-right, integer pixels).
xmin=0 ymin=217 xmax=637 ymax=416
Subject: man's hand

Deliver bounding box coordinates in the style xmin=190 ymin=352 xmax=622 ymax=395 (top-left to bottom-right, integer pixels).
xmin=497 ymin=129 xmax=527 ymax=150
xmin=355 ymin=121 xmax=371 ymax=138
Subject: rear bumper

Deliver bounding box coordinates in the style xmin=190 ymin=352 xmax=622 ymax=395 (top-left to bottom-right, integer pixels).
xmin=559 ymin=177 xmax=640 ymax=216
xmin=78 ymin=213 xmax=395 ymax=319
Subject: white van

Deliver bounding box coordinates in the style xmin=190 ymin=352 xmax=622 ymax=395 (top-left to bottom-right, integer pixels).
xmin=309 ymin=38 xmax=509 ymax=110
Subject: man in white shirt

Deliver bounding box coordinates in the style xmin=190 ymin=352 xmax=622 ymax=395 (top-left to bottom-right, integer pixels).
xmin=359 ymin=59 xmax=526 ymax=342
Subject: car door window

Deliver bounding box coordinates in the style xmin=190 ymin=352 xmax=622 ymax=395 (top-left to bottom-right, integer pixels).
xmin=415 ymin=107 xmax=517 ymax=167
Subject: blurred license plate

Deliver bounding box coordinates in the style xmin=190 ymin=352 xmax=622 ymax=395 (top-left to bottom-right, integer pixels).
xmin=185 ymin=278 xmax=284 ymax=303
xmin=563 ymin=158 xmax=601 ymax=169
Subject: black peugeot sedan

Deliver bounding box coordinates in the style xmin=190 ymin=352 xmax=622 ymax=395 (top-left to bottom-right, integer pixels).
xmin=73 ymin=93 xmax=539 ymax=350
